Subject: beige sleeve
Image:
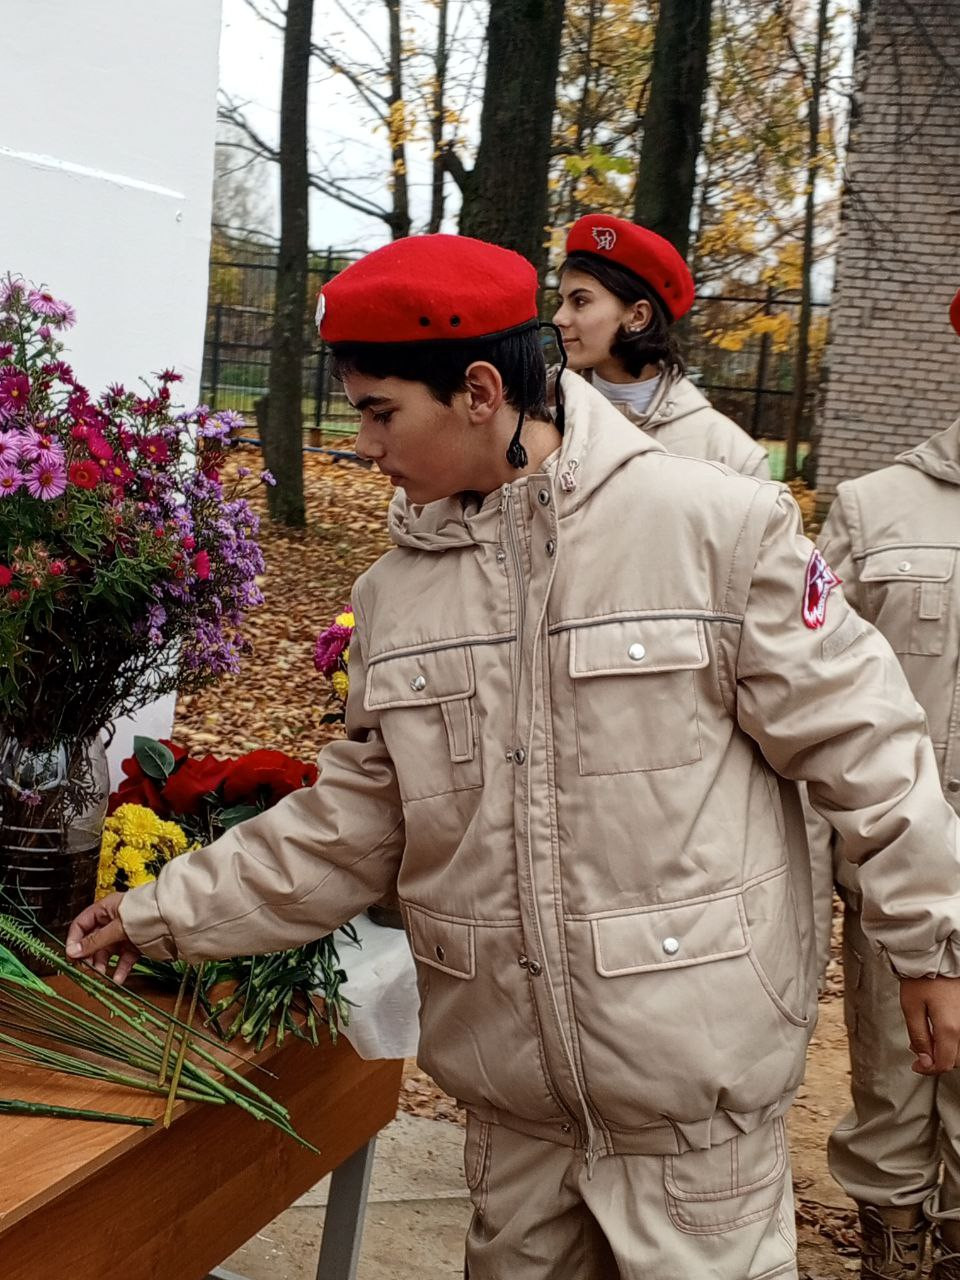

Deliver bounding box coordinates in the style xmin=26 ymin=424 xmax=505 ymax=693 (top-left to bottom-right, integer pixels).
xmin=120 ymin=593 xmax=405 ymax=962
xmin=735 ymin=489 xmax=960 ymax=978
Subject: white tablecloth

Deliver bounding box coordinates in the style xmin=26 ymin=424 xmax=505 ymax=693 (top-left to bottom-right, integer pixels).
xmin=330 ymin=914 xmax=421 ymax=1061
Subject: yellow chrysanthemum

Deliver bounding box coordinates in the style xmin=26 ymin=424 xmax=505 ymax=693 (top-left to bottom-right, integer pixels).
xmin=335 ymin=610 xmax=355 ymax=629
xmin=332 ymin=670 xmax=350 ymax=701
xmin=97 ymin=804 xmax=189 ymax=895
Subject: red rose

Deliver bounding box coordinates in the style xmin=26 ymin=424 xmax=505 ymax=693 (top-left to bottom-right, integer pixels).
xmin=107 ymin=739 xmax=189 ymax=817
xmin=221 ymin=750 xmax=318 ymax=807
xmin=0 ymin=565 xmax=11 ymax=588
xmin=161 ymin=754 xmax=231 ymax=816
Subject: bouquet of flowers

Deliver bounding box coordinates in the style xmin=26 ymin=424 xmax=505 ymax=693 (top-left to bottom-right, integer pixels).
xmin=99 ymin=737 xmax=355 ymax=1050
xmin=314 ymin=607 xmax=354 ymax=725
xmin=0 ymin=275 xmax=269 ymax=750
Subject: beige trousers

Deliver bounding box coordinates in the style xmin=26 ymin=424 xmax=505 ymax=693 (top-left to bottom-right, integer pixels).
xmin=462 ymin=1115 xmax=798 ymax=1279
xmin=829 ymin=902 xmax=960 ymax=1229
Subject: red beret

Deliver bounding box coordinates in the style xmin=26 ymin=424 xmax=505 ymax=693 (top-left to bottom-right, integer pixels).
xmin=317 ymin=234 xmax=539 ymax=345
xmin=565 ymin=214 xmax=695 ymax=322
xmin=951 ymin=288 xmax=960 ymax=337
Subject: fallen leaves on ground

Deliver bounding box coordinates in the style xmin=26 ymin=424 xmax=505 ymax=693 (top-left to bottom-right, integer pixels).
xmin=175 ymin=446 xmax=392 ymax=761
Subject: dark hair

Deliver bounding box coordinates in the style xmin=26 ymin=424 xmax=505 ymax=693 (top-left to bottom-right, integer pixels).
xmin=560 ymin=250 xmax=685 ymax=379
xmin=330 ymin=324 xmax=550 ymax=421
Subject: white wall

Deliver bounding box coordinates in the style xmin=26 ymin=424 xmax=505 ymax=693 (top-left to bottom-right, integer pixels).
xmin=3 ymin=0 xmax=223 ymax=783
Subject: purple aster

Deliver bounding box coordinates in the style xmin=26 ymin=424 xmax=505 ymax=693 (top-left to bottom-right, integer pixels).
xmin=37 ymin=326 xmax=52 ymax=342
xmin=260 ymin=469 xmax=276 ymax=486
xmin=25 ymin=457 xmax=68 ymax=500
xmin=0 ymin=463 xmax=23 ymax=496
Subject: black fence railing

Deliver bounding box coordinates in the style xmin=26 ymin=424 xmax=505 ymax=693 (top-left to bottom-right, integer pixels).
xmin=201 ymin=234 xmax=829 ymax=462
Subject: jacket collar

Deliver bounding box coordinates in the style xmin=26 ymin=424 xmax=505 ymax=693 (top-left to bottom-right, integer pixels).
xmin=896 ymin=417 xmax=960 ymax=487
xmin=387 ymin=371 xmax=662 ymax=552
xmin=583 ymin=367 xmax=707 ymax=430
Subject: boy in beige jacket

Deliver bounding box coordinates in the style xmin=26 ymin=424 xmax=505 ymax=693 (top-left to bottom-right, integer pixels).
xmin=809 ymin=289 xmax=960 ymax=1280
xmin=70 ymin=239 xmax=960 ymax=1280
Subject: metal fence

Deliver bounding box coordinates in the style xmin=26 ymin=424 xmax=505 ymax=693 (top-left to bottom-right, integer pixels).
xmin=200 ymin=233 xmax=828 ymax=448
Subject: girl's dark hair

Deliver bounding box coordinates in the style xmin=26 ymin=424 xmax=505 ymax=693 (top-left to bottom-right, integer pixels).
xmin=560 ymin=250 xmax=685 ymax=380
xmin=330 ymin=324 xmax=549 ymax=420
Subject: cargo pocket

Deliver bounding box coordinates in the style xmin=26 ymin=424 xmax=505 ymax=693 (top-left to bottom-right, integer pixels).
xmin=568 ymin=618 xmax=706 ymax=774
xmin=664 ymin=1118 xmax=788 ymax=1235
xmin=365 ymin=644 xmax=483 ymax=800
xmin=462 ymin=1118 xmax=492 ymax=1195
xmin=860 ymin=546 xmax=954 ymax=657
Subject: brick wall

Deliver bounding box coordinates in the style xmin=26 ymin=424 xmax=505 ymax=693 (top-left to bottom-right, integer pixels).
xmin=815 ymin=0 xmax=960 ymax=519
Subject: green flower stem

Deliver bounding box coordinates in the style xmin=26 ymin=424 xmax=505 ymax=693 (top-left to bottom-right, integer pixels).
xmin=0 ymin=1098 xmax=155 ymax=1126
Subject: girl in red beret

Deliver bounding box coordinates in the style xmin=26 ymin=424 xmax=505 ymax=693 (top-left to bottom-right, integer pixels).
xmin=555 ymin=214 xmax=770 ymax=478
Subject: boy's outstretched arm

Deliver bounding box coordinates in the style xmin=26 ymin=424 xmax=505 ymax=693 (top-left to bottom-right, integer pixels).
xmin=67 ymin=594 xmax=405 ymax=977
xmin=735 ymin=488 xmax=960 ymax=1074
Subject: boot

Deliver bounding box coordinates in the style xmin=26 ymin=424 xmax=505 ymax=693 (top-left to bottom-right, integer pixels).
xmin=932 ymin=1230 xmax=960 ymax=1279
xmin=858 ymin=1204 xmax=927 ymax=1279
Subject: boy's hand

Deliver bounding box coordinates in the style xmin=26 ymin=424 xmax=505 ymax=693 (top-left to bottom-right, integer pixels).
xmin=901 ymin=976 xmax=960 ymax=1074
xmin=66 ymin=893 xmax=141 ymax=985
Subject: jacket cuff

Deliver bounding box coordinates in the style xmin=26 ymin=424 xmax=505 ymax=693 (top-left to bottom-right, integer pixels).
xmin=886 ymin=939 xmax=960 ymax=980
xmin=119 ymin=883 xmax=179 ymax=961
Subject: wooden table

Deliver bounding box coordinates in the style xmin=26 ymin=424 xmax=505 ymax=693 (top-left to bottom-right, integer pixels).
xmin=0 ymin=979 xmax=404 ymax=1280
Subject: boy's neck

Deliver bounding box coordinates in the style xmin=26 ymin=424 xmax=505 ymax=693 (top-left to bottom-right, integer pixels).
xmin=484 ymin=415 xmax=563 ymax=495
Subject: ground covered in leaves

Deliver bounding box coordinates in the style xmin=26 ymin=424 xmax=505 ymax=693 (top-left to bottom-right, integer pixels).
xmin=175 ymin=451 xmax=855 ymax=1278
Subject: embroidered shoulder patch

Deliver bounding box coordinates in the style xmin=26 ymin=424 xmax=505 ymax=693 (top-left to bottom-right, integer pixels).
xmin=802 ymin=549 xmax=841 ymax=630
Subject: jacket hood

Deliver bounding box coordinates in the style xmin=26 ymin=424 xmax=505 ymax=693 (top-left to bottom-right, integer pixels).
xmin=585 ymin=367 xmax=708 ymax=431
xmin=386 ymin=370 xmax=662 ymax=553
xmin=896 ymin=417 xmax=960 ymax=487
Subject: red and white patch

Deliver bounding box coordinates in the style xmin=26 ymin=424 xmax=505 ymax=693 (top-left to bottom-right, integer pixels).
xmin=802 ymin=549 xmax=841 ymax=629
xmin=592 ymin=226 xmax=617 ymax=252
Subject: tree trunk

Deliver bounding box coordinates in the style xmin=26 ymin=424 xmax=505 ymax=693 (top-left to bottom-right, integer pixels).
xmin=386 ymin=0 xmax=412 ymax=239
xmin=263 ymin=0 xmax=313 ymax=527
xmin=459 ymin=0 xmax=566 ymax=274
xmin=633 ymin=0 xmax=713 ymax=259
xmin=428 ymin=0 xmax=449 ymax=233
xmin=785 ymin=0 xmax=829 ymax=482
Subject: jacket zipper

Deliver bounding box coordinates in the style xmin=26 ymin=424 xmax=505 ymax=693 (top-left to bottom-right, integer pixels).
xmin=501 ymin=482 xmax=602 ymax=1171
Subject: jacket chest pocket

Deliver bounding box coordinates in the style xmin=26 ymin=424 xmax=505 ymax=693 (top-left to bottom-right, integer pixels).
xmin=365 ymin=645 xmax=484 ymax=801
xmin=860 ymin=547 xmax=955 ymax=657
xmin=568 ymin=618 xmax=707 ymax=774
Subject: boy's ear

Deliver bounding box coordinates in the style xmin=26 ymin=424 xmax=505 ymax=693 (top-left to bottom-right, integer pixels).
xmin=463 ymin=361 xmax=505 ymax=418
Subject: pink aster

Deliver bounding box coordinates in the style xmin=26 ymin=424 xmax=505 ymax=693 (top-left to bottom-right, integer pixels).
xmin=0 ymin=464 xmax=23 ymax=497
xmin=104 ymin=457 xmax=134 ymax=490
xmin=0 ymin=432 xmax=20 ymax=466
xmin=27 ymin=289 xmax=73 ymax=325
xmin=0 ymin=344 xmax=13 ymax=361
xmin=19 ymin=425 xmax=63 ymax=463
xmin=0 ymin=372 xmax=30 ymax=423
xmin=25 ymin=458 xmax=67 ymax=500
xmin=193 ymin=550 xmax=211 ymax=580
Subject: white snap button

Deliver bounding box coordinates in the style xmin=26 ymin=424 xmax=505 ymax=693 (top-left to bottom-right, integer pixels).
xmin=662 ymin=937 xmax=680 ymax=956
xmin=537 ymin=488 xmax=551 ymax=506
xmin=410 ymin=674 xmax=427 ymax=692
xmin=514 ymin=747 xmax=526 ymax=765
xmin=628 ymin=643 xmax=646 ymax=661
xmin=898 ymin=561 xmax=912 ymax=572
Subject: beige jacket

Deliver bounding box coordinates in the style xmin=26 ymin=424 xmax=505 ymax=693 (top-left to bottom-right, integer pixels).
xmin=122 ymin=374 xmax=960 ymax=1159
xmin=585 ymin=367 xmax=771 ymax=478
xmin=810 ymin=419 xmax=960 ymax=926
